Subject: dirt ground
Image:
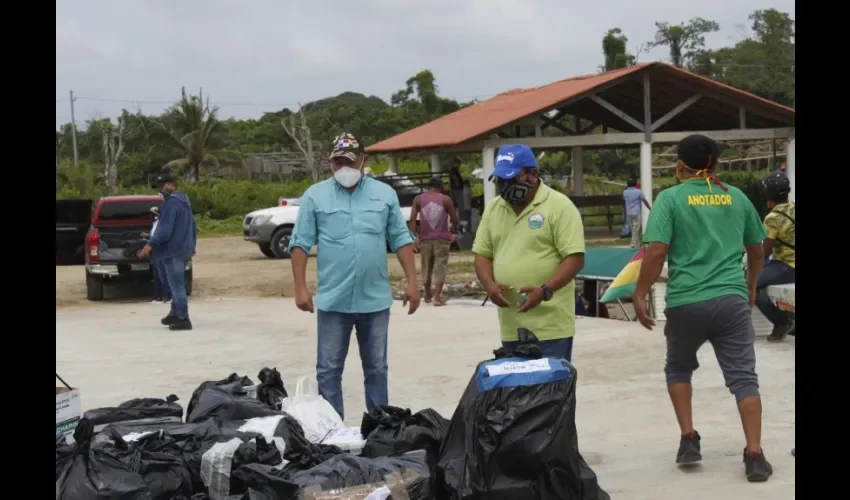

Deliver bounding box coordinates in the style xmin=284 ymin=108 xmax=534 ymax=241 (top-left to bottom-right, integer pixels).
xmin=55 ymin=236 xmax=478 ymax=309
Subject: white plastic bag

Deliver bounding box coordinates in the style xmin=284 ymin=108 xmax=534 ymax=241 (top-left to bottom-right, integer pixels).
xmin=200 ymin=437 xmax=244 ymax=500
xmin=280 ymin=376 xmax=343 ymax=443
xmin=322 ymin=426 xmax=367 ymax=455
xmin=238 ymin=415 xmax=288 ymax=464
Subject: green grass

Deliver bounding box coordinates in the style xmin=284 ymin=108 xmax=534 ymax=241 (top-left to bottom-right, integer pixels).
xmin=196 ymin=215 xmax=243 ymax=235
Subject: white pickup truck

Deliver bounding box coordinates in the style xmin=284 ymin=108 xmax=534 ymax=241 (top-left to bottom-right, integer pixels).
xmin=243 ymin=196 xmax=415 ymax=259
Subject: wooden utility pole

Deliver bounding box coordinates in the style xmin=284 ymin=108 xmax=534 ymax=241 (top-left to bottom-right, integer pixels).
xmin=69 ymin=90 xmax=79 ymax=169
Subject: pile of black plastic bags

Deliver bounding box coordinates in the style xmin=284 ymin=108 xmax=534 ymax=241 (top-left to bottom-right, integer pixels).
xmin=56 ymin=332 xmax=609 ymax=499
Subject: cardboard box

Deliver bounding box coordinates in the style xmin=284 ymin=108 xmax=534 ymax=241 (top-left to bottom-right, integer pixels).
xmin=56 ymin=386 xmax=81 ymax=441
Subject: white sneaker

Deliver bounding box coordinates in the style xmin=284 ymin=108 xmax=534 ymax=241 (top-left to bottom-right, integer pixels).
xmin=151 ymin=299 xmax=163 ymax=304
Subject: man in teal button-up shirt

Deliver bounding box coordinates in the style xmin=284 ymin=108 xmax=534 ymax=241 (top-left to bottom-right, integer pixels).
xmin=289 ymin=132 xmax=419 ymax=420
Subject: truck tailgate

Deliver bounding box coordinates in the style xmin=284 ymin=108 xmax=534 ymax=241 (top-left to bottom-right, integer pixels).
xmin=96 ymin=226 xmax=152 ymax=266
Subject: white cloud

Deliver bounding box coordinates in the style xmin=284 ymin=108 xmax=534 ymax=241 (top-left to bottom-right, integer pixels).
xmin=56 ymin=0 xmax=795 ymax=127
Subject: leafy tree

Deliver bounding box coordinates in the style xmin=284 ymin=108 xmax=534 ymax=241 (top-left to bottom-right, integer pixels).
xmin=648 ymin=18 xmax=720 ymax=67
xmin=157 ymin=88 xmax=237 ymax=182
xmin=600 ymin=28 xmax=636 ymax=72
xmin=689 ymin=9 xmax=794 ymax=106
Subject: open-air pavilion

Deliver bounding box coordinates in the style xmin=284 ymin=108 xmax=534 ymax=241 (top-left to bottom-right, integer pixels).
xmin=366 ymin=62 xmax=796 ymax=228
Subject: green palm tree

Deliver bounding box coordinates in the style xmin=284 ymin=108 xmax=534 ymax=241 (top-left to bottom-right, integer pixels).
xmin=159 ymin=88 xmax=241 ymax=182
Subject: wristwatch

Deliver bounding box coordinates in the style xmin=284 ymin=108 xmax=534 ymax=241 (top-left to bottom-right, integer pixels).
xmin=540 ymin=284 xmax=554 ymax=301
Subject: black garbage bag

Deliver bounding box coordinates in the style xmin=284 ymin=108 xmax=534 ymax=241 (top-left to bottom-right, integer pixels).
xmin=291 ymin=451 xmax=431 ymax=499
xmin=56 ymin=432 xmax=75 ymax=478
xmin=195 ymin=414 xmax=309 ymax=499
xmin=100 ymin=419 xmax=192 ymax=438
xmin=187 ymin=381 xmax=281 ymax=423
xmin=108 ymin=432 xmax=195 ymax=500
xmin=102 ymin=417 xmax=293 ymax=497
xmin=435 ymin=328 xmax=609 ymax=500
xmin=360 ymin=405 xmax=449 ymax=466
xmin=232 ymin=436 xmax=284 ymax=471
xmin=56 ymin=419 xmax=152 ymax=500
xmin=200 ymin=435 xmax=287 ymax=499
xmin=256 ymin=367 xmax=288 ymax=411
xmin=83 ymin=395 xmax=184 ymax=427
xmin=280 ymin=434 xmax=344 ymax=473
xmin=56 ymin=431 xmax=69 ymax=458
xmin=231 ymin=450 xmax=431 ymax=500
xmin=187 ymin=373 xmax=254 ymax=418
xmin=230 ymin=464 xmax=298 ymax=500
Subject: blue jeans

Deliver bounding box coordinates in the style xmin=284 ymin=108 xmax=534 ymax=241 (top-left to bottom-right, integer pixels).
xmin=501 ymin=337 xmax=574 ymax=362
xmin=755 ymin=260 xmax=795 ymax=327
xmin=154 ymin=260 xmax=171 ymax=301
xmin=316 ymin=308 xmax=390 ymax=420
xmin=161 ymin=255 xmax=190 ymax=319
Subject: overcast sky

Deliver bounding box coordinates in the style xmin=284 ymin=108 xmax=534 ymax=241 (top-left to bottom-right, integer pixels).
xmin=56 ymin=0 xmax=794 ymax=128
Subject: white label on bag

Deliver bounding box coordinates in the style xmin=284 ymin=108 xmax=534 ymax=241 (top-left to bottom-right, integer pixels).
xmin=122 ymin=431 xmax=155 ymax=442
xmin=326 ymin=426 xmax=363 ymax=440
xmin=485 ymin=358 xmax=551 ymax=376
xmin=364 ymin=486 xmax=391 ymax=500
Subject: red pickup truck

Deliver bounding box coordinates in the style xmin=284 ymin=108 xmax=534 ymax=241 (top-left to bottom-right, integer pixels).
xmin=83 ymin=195 xmax=194 ymax=301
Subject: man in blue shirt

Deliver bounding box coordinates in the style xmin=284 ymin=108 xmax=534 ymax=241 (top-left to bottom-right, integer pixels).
xmin=623 ymin=177 xmax=651 ymax=248
xmin=139 ymin=175 xmax=197 ymax=331
xmin=289 ymin=132 xmax=420 ymax=419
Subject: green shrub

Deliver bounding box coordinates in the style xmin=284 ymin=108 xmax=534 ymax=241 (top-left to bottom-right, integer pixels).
xmin=182 ymin=179 xmax=311 ymax=219
xmin=195 ymin=214 xmax=243 ymax=234
xmin=54 ymin=167 xmax=772 ymax=233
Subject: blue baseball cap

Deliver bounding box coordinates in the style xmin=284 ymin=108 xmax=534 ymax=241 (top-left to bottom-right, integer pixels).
xmin=491 ymin=144 xmax=538 ymax=180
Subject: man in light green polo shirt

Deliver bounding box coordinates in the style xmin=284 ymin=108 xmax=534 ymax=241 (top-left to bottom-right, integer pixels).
xmin=472 ymin=144 xmax=586 ymax=361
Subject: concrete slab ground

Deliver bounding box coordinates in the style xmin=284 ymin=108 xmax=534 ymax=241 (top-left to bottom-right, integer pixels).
xmin=56 ymin=297 xmax=795 ymax=499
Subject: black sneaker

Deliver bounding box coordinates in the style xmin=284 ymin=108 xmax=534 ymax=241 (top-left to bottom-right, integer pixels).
xmin=767 ymin=321 xmax=793 ymax=342
xmin=169 ymin=319 xmax=193 ymax=331
xmin=161 ymin=315 xmax=181 ymax=326
xmin=676 ymin=431 xmax=702 ymax=464
xmin=743 ymin=449 xmax=773 ymax=482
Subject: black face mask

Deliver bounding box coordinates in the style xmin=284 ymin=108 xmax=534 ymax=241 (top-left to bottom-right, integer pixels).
xmin=497 ymin=178 xmax=536 ymax=205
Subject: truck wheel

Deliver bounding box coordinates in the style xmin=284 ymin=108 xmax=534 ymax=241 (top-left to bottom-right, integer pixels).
xmin=185 ymin=268 xmax=193 ymax=296
xmin=270 ymin=228 xmax=292 ymax=259
xmin=86 ymin=271 xmax=104 ymax=301
xmin=259 ymin=243 xmax=275 ymax=258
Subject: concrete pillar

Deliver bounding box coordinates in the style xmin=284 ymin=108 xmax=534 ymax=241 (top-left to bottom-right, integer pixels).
xmin=430 ymin=154 xmax=442 ymax=173
xmin=640 ymin=142 xmax=653 ymax=231
xmin=571 ymin=146 xmax=584 ymax=196
xmin=482 ymin=147 xmax=496 ymax=206
xmin=786 ymin=137 xmax=795 ymax=203
xmin=386 ymin=155 xmax=397 ymax=175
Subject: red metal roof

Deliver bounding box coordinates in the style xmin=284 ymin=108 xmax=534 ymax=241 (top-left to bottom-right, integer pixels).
xmin=366 ymin=62 xmax=795 ymax=154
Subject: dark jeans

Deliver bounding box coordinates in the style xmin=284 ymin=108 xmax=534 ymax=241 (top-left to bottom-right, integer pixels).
xmin=154 ymin=260 xmax=171 ymax=301
xmin=161 ymin=255 xmax=190 ymax=319
xmin=755 ymin=260 xmax=795 ymax=327
xmin=501 ymin=337 xmax=574 ymax=363
xmin=316 ymin=308 xmax=390 ymax=420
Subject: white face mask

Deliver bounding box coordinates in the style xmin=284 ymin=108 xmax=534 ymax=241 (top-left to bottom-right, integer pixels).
xmin=333 ymin=166 xmax=362 ymax=188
